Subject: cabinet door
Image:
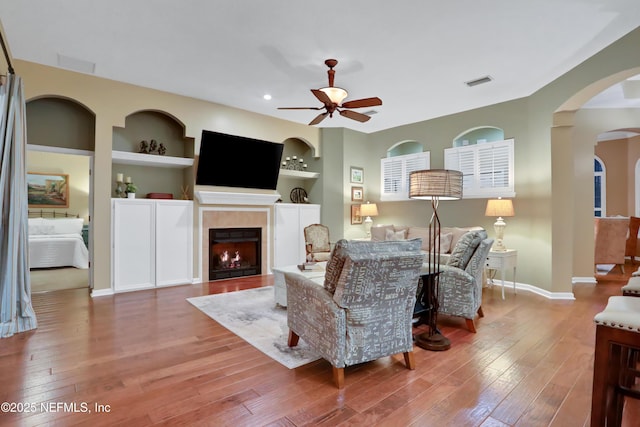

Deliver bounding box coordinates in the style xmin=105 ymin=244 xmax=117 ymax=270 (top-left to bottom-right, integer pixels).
xmin=155 ymin=201 xmax=193 ymax=286
xmin=274 ymin=204 xmax=321 ymax=268
xmin=112 ymin=200 xmax=155 ymax=292
xmin=274 ymin=204 xmax=301 ymax=268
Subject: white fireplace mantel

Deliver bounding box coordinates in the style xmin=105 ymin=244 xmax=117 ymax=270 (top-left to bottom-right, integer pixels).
xmin=196 ymin=190 xmax=281 ymax=206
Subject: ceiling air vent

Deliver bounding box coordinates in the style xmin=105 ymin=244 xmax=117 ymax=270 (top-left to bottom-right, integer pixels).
xmin=57 ymin=54 xmax=96 ymax=74
xmin=465 ymin=75 xmax=493 ymax=87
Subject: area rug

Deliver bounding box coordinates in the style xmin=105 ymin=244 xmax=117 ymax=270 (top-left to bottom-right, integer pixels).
xmin=187 ymin=286 xmax=321 ymax=369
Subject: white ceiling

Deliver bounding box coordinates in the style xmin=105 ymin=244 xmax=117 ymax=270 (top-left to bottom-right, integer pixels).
xmin=1 ymin=1 xmax=640 ymax=133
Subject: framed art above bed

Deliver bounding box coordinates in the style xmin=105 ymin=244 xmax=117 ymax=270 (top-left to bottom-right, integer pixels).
xmin=27 ymin=172 xmax=69 ymax=208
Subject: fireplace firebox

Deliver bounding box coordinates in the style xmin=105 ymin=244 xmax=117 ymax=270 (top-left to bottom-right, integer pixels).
xmin=209 ymin=227 xmax=261 ymax=280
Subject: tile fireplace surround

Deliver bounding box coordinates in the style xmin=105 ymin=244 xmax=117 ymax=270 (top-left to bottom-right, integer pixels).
xmin=197 ymin=191 xmax=279 ymax=282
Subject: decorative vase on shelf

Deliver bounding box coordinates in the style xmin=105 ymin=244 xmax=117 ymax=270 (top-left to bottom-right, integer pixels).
xmin=127 ymin=193 xmax=136 ymax=199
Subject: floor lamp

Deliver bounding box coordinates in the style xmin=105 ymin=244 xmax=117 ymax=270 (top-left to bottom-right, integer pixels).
xmin=409 ymin=169 xmax=463 ymax=351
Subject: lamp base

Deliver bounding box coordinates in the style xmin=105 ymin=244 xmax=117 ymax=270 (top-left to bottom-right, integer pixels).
xmin=415 ymin=331 xmax=451 ymax=351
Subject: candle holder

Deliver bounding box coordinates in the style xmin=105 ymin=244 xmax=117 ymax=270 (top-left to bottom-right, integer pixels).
xmin=115 ymin=179 xmax=126 ymax=198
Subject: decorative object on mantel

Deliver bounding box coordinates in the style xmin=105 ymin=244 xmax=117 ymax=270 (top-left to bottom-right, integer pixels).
xmin=138 ymin=139 xmax=166 ymax=155
xmin=485 ymin=198 xmax=515 ymax=252
xmin=409 ymin=169 xmax=463 ymax=352
xmin=281 ymin=156 xmax=308 ymax=171
xmin=290 ymin=187 xmax=308 ymax=204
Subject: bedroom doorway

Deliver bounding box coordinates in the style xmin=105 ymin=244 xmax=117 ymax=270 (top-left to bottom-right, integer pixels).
xmin=26 ymin=148 xmax=94 ymax=293
xmin=25 ymin=96 xmax=96 ymax=293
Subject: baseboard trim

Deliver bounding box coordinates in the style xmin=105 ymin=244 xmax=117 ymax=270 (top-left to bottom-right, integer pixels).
xmin=573 ymin=276 xmax=597 ymax=285
xmin=515 ymin=282 xmax=575 ymax=300
xmin=91 ymin=288 xmax=114 ymax=297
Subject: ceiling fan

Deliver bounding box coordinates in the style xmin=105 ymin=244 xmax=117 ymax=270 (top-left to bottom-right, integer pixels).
xmin=278 ymin=59 xmax=382 ymax=126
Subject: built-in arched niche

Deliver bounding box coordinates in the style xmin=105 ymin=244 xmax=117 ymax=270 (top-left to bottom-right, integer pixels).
xmin=26 ymin=96 xmax=96 ymax=151
xmin=453 ymin=126 xmax=505 ymax=147
xmin=386 ymin=140 xmax=423 ymax=157
xmin=277 ymin=137 xmax=320 ymax=203
xmin=112 ymin=110 xmax=194 ymax=199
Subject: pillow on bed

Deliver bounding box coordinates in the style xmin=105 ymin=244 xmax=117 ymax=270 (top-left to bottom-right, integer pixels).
xmin=43 ymin=218 xmax=84 ymax=235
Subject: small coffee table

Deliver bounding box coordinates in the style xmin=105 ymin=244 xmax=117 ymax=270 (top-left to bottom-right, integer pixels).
xmin=272 ymin=263 xmax=326 ymax=307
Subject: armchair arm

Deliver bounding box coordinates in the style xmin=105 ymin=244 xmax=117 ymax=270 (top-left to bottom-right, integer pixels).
xmin=437 ymin=264 xmax=479 ymax=318
xmin=284 ymin=272 xmax=347 ymax=367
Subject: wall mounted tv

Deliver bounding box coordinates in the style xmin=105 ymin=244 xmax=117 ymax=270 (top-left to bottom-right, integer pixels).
xmin=196 ymin=130 xmax=284 ymax=190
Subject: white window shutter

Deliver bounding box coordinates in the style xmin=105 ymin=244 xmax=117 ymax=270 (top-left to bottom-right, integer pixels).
xmin=444 ymin=139 xmax=515 ymax=198
xmin=380 ymin=152 xmax=430 ymax=201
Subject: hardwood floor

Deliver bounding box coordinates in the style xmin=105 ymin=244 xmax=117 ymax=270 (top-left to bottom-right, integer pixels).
xmin=2 ymin=263 xmax=639 ymax=426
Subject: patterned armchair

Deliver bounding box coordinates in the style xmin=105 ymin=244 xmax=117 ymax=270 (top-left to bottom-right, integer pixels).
xmin=285 ymin=238 xmax=424 ymax=388
xmin=303 ymin=223 xmax=332 ymax=262
xmin=418 ymin=229 xmax=492 ymax=333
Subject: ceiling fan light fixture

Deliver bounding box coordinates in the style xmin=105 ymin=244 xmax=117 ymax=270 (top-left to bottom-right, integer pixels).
xmin=320 ymin=86 xmax=348 ymax=105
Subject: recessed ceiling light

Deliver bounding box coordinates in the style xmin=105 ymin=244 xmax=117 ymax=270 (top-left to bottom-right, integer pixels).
xmin=263 ymin=94 xmax=272 ymax=100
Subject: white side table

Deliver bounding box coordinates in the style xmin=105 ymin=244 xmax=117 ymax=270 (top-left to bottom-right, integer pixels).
xmin=485 ymin=249 xmax=517 ymax=300
xmin=272 ymin=263 xmax=326 ymax=307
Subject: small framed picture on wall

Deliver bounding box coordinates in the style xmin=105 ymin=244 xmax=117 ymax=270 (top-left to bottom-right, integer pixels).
xmin=350 ymin=166 xmax=364 ymax=184
xmin=351 ymin=204 xmax=362 ymax=224
xmin=351 ymin=186 xmax=363 ymax=201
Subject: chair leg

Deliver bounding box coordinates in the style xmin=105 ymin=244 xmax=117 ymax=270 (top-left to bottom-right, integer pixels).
xmin=465 ymin=318 xmax=477 ymax=333
xmin=477 ymin=306 xmax=484 ymax=318
xmin=332 ymin=366 xmax=345 ymax=389
xmin=288 ymin=330 xmax=299 ymax=347
xmin=620 ymin=264 xmax=625 ymax=274
xmin=403 ymin=351 xmax=415 ymax=370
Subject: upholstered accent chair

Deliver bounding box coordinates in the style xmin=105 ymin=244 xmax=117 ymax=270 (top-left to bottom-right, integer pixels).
xmin=285 ymin=238 xmax=424 ymax=388
xmin=594 ymin=217 xmax=629 ymax=274
xmin=303 ymin=223 xmax=332 ymax=262
xmin=419 ymin=229 xmax=492 ymax=333
xmin=625 ymin=216 xmax=640 ymax=264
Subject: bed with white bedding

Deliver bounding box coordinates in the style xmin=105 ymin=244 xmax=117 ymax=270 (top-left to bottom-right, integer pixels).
xmin=28 ymin=217 xmax=89 ymax=269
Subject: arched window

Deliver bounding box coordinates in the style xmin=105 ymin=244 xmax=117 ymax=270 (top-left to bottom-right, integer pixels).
xmin=594 ymin=156 xmax=606 ymax=217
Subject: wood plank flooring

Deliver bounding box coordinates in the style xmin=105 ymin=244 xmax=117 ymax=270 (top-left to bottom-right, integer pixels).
xmin=1 ymin=263 xmax=639 ymax=426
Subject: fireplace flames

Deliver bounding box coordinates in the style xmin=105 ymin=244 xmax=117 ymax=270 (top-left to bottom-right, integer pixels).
xmin=219 ymin=250 xmax=242 ymax=269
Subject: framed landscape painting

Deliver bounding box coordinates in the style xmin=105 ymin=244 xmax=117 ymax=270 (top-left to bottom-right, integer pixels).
xmin=351 ymin=204 xmax=362 ymax=224
xmin=27 ymin=172 xmax=69 ymax=208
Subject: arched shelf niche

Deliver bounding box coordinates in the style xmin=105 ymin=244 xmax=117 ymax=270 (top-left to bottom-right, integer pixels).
xmin=112 ymin=110 xmax=195 ymax=199
xmin=26 ymin=96 xmax=96 ymax=151
xmin=453 ymin=126 xmax=505 ymax=147
xmin=386 ymin=140 xmax=423 ymax=157
xmin=279 ymin=137 xmax=320 ymax=180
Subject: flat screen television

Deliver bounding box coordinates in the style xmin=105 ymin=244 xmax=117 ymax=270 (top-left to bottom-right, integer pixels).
xmin=196 ymin=130 xmax=284 ymax=190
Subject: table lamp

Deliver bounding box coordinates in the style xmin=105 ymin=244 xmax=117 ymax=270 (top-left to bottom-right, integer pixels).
xmin=360 ymin=201 xmax=378 ymax=238
xmin=409 ymin=169 xmax=462 ymax=351
xmin=485 ymin=198 xmax=514 ymax=251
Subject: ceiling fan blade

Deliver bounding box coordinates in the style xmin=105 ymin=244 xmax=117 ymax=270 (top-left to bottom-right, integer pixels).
xmin=341 ymin=97 xmax=382 ymax=109
xmin=277 ymin=106 xmax=323 ymax=110
xmin=311 ymin=89 xmax=332 ymax=105
xmin=309 ymin=112 xmax=329 ymax=125
xmin=339 ymin=109 xmax=371 ymax=123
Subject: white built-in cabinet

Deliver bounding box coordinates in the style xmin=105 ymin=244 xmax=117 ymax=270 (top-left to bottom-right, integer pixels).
xmin=112 ymin=199 xmax=193 ymax=292
xmin=273 ymin=203 xmax=320 ymax=268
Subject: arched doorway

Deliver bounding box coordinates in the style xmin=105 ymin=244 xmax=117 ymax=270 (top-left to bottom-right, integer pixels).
xmin=26 ymin=96 xmax=96 ymax=291
xmin=551 ymin=67 xmax=640 ymax=287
